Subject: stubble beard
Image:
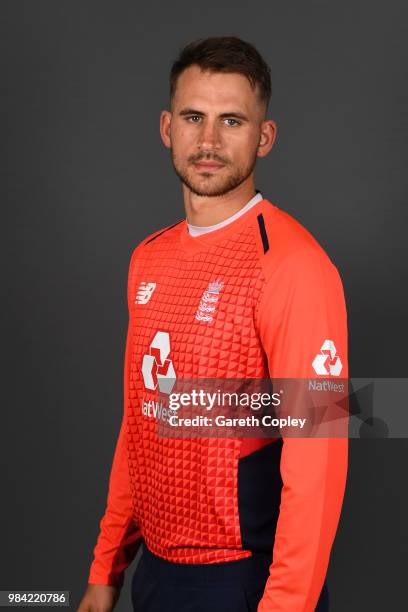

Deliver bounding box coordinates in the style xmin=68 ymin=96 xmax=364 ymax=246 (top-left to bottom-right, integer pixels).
xmin=170 ymin=148 xmax=258 ymax=197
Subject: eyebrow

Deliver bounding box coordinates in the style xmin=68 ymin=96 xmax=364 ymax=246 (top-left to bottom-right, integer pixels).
xmin=178 ymin=108 xmax=249 ymax=121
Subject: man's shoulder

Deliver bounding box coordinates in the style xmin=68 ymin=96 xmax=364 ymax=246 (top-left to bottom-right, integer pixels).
xmin=257 ymin=199 xmax=336 ymax=277
xmin=128 ymin=218 xmax=185 ymax=265
xmin=142 ymin=218 xmax=185 ymax=246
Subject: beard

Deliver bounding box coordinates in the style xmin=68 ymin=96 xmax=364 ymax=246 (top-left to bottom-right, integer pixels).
xmin=170 ymin=147 xmax=258 ymax=197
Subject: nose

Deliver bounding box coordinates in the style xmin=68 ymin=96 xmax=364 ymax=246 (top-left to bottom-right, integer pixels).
xmin=197 ymin=119 xmax=221 ymax=151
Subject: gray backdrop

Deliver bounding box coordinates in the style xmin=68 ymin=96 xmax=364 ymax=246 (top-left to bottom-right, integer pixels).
xmin=2 ymin=1 xmax=407 ymax=610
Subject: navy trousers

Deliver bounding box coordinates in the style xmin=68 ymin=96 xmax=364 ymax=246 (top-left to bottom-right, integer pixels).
xmin=131 ymin=542 xmax=329 ymax=611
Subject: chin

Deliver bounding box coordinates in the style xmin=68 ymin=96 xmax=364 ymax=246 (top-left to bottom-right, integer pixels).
xmin=187 ymin=180 xmax=231 ymax=198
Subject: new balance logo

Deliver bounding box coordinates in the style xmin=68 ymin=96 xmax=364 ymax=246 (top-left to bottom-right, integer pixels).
xmin=135 ymin=281 xmax=156 ymax=304
xmin=195 ymin=279 xmax=224 ymax=323
xmin=312 ymin=340 xmax=343 ymax=376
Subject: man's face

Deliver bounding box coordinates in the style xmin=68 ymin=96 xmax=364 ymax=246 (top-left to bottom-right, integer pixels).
xmin=163 ymin=65 xmax=266 ymax=197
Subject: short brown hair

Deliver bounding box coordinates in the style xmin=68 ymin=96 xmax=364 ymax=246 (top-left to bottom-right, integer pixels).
xmin=170 ymin=36 xmax=272 ymax=115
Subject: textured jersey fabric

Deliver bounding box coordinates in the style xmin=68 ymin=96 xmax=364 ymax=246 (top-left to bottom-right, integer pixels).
xmin=87 ymin=197 xmax=349 ymax=611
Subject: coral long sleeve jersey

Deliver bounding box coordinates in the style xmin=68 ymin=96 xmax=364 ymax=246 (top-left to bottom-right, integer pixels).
xmin=88 ymin=198 xmax=349 ymax=611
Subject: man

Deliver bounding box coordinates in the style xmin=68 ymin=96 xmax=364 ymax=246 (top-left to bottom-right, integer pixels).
xmin=78 ymin=36 xmax=348 ymax=612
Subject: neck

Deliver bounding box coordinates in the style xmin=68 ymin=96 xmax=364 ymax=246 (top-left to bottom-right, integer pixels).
xmin=183 ymin=176 xmax=257 ymax=227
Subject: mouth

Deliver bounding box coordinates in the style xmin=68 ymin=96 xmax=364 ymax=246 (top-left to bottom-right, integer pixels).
xmin=193 ymin=161 xmax=225 ymax=172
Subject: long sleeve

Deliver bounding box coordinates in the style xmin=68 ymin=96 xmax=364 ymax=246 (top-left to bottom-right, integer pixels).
xmin=256 ymin=248 xmax=349 ymax=611
xmin=87 ymin=256 xmax=143 ymax=586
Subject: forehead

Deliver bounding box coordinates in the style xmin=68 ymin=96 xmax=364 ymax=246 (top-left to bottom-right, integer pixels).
xmin=173 ymin=65 xmax=260 ymax=113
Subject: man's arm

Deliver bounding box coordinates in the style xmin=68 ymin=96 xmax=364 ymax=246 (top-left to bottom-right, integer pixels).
xmin=87 ymin=323 xmax=142 ymax=588
xmin=256 ymin=248 xmax=349 ymax=612
xmin=78 ymin=250 xmax=142 ymax=612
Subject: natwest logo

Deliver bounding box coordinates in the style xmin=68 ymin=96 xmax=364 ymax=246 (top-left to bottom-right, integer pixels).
xmin=141 ymin=331 xmax=176 ymax=394
xmin=312 ymin=339 xmax=343 ymax=376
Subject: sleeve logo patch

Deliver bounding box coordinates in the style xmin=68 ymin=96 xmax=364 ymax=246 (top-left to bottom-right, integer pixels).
xmin=312 ymin=339 xmax=343 ymax=376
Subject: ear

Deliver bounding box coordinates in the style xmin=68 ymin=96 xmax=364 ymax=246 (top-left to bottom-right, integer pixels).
xmin=160 ymin=110 xmax=172 ymax=149
xmin=257 ymin=119 xmax=277 ymax=158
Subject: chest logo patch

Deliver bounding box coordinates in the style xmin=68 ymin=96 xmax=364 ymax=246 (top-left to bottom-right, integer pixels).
xmin=141 ymin=331 xmax=176 ymax=394
xmin=135 ymin=281 xmax=156 ymax=304
xmin=195 ymin=279 xmax=224 ymax=323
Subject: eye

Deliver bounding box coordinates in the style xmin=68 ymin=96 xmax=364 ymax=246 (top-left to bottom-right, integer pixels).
xmin=186 ymin=115 xmax=202 ymax=123
xmin=224 ymin=118 xmax=241 ymax=127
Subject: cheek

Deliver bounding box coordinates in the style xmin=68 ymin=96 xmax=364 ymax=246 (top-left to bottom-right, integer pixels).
xmin=171 ymin=124 xmax=197 ymax=150
xmin=229 ymin=133 xmax=258 ymax=162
